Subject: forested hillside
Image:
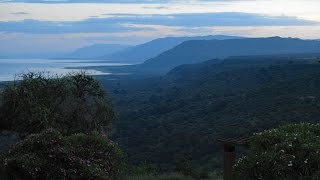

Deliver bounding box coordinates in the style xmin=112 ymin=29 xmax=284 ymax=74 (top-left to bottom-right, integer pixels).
xmin=89 ymin=38 xmax=320 ymax=78
xmin=100 ymin=35 xmax=242 ymax=63
xmin=141 ymin=37 xmax=320 ymax=70
xmin=100 ymin=54 xmax=320 ymax=171
xmin=2 ymin=54 xmax=320 ymax=178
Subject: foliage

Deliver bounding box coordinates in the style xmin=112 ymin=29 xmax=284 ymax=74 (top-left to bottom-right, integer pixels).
xmin=233 ymin=123 xmax=320 ymax=179
xmin=0 ymin=72 xmax=124 ymax=179
xmin=0 ymin=131 xmax=19 ymax=154
xmin=0 ymin=128 xmax=124 ymax=180
xmin=0 ymin=72 xmax=115 ymax=136
xmin=124 ymin=173 xmax=194 ymax=180
xmin=100 ymin=55 xmax=320 ymax=171
xmin=127 ymin=162 xmax=158 ymax=176
xmin=173 ymin=156 xmax=210 ymax=179
xmin=124 ymin=172 xmax=222 ymax=180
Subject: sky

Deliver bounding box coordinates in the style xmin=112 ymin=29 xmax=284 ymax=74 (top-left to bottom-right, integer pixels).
xmin=0 ymin=0 xmax=320 ymax=54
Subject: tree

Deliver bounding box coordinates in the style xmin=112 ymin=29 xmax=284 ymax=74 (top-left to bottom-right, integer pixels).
xmin=0 ymin=129 xmax=124 ymax=180
xmin=0 ymin=72 xmax=115 ymax=136
xmin=233 ymin=123 xmax=320 ymax=179
xmin=0 ymin=72 xmax=126 ymax=179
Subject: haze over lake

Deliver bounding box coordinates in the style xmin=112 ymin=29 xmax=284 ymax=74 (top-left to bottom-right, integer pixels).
xmin=0 ymin=59 xmax=129 ymax=82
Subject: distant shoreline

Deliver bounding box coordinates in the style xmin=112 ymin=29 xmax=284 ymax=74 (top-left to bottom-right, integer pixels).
xmin=0 ymin=59 xmax=131 ymax=82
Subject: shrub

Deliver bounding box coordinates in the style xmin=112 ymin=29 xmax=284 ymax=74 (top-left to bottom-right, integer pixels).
xmin=0 ymin=131 xmax=19 ymax=154
xmin=0 ymin=129 xmax=124 ymax=180
xmin=128 ymin=162 xmax=158 ymax=176
xmin=0 ymin=72 xmax=115 ymax=136
xmin=174 ymin=156 xmax=210 ymax=179
xmin=124 ymin=173 xmax=194 ymax=180
xmin=233 ymin=123 xmax=320 ymax=179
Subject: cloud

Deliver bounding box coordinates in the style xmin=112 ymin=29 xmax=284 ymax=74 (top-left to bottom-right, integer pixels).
xmin=117 ymin=13 xmax=317 ymax=26
xmin=1 ymin=1 xmax=320 ymax=22
xmin=1 ymin=0 xmax=240 ymax=3
xmin=2 ymin=25 xmax=320 ymax=54
xmin=0 ymin=27 xmax=186 ymax=53
xmin=10 ymin=11 xmax=29 ymax=15
xmin=0 ymin=0 xmax=182 ymax=3
xmin=1 ymin=0 xmax=320 ymax=53
xmin=0 ymin=19 xmax=126 ymax=33
xmin=0 ymin=13 xmax=317 ymax=34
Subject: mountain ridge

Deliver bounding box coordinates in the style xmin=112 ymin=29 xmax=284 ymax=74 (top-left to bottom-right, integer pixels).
xmin=100 ymin=35 xmax=243 ymax=63
xmin=63 ymin=44 xmax=131 ymax=59
xmin=140 ymin=37 xmax=320 ymax=70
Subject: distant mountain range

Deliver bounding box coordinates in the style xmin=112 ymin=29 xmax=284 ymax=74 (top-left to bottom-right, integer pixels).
xmin=88 ymin=37 xmax=320 ymax=79
xmin=100 ymin=35 xmax=243 ymax=63
xmin=140 ymin=37 xmax=320 ymax=70
xmin=2 ymin=36 xmax=320 ymax=63
xmin=62 ymin=44 xmax=132 ymax=59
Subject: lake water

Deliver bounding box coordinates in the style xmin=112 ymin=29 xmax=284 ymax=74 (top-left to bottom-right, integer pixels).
xmin=0 ymin=59 xmax=129 ymax=82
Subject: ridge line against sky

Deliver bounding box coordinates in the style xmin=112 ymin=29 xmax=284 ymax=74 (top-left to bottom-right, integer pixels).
xmin=0 ymin=0 xmax=320 ymax=54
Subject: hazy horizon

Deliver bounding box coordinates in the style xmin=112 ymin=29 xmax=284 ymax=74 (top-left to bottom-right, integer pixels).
xmin=1 ymin=0 xmax=320 ymax=55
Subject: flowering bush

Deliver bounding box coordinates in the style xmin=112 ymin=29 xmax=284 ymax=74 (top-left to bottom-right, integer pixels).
xmin=0 ymin=129 xmax=124 ymax=180
xmin=233 ymin=123 xmax=320 ymax=179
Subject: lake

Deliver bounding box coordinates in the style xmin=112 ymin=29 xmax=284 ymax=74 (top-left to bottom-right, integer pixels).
xmin=0 ymin=59 xmax=130 ymax=82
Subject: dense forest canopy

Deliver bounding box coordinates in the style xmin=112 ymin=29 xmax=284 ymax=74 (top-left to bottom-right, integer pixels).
xmin=99 ymin=54 xmax=320 ymax=171
xmin=2 ymin=53 xmax=320 ymax=179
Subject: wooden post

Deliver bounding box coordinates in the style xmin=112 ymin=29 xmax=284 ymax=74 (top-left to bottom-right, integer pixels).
xmin=217 ymin=137 xmax=250 ymax=180
xmin=223 ymin=144 xmax=236 ymax=180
